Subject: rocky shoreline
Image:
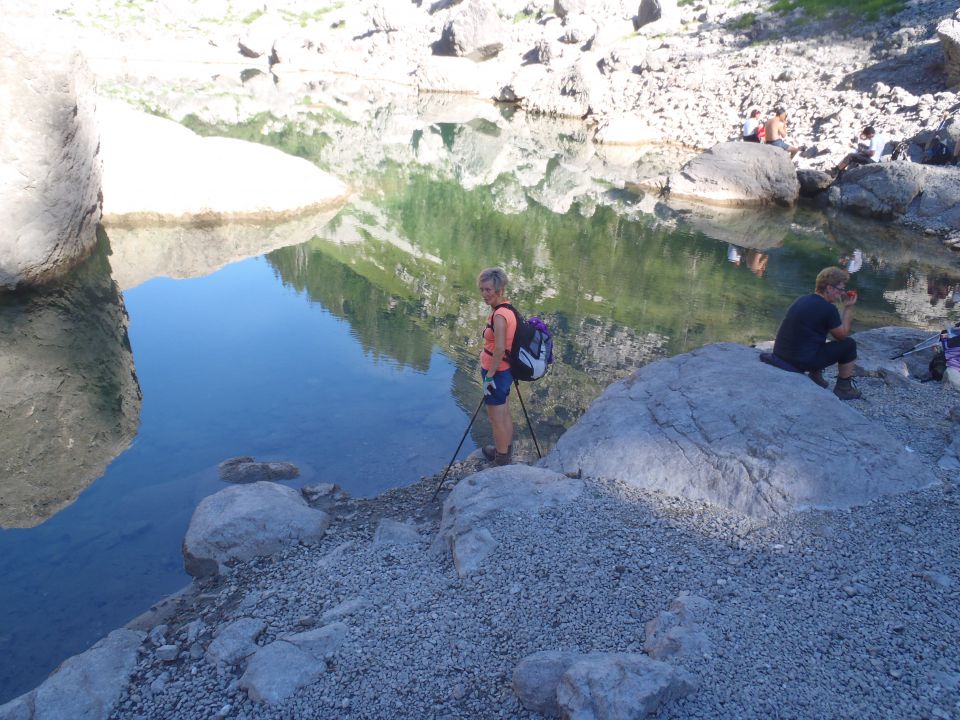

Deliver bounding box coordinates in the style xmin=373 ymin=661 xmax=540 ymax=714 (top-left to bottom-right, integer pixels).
xmin=4 ymin=331 xmax=959 ymax=719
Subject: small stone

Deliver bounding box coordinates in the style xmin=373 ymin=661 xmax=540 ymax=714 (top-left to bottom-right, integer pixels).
xmin=156 ymin=644 xmax=180 ymax=662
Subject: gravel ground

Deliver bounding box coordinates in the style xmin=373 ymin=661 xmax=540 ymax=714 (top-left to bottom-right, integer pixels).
xmin=109 ymin=373 xmax=960 ymax=720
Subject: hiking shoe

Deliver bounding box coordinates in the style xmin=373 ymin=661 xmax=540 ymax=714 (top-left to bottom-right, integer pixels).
xmin=833 ymin=377 xmax=862 ymax=400
xmin=494 ymin=449 xmax=512 ymax=466
xmin=807 ymin=370 xmax=829 ymax=389
xmin=482 ymin=445 xmax=496 ymax=461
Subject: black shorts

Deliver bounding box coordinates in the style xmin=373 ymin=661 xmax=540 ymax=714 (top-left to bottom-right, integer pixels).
xmin=792 ymin=338 xmax=857 ymax=372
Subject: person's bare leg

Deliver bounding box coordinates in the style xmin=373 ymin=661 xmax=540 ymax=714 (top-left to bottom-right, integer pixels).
xmin=487 ymin=402 xmax=514 ymax=453
xmin=837 ymin=360 xmax=855 ymax=379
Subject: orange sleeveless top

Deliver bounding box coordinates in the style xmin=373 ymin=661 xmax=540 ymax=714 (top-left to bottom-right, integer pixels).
xmin=480 ymin=304 xmax=517 ymax=373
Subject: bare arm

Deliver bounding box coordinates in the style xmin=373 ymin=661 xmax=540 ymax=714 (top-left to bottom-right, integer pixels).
xmin=829 ymin=295 xmax=857 ymax=340
xmin=491 ymin=314 xmax=508 ymax=370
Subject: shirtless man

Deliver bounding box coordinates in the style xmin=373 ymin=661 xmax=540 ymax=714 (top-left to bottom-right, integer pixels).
xmin=764 ymin=107 xmax=800 ymax=158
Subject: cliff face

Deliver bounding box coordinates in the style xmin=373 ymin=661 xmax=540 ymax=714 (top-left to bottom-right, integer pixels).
xmin=0 ymin=234 xmax=141 ymax=528
xmin=0 ymin=33 xmax=102 ymax=290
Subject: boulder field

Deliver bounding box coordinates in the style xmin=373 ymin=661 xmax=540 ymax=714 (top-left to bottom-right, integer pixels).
xmin=5 ymin=329 xmax=958 ymax=719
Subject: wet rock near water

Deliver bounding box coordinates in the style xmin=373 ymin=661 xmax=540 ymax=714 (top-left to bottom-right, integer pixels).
xmin=217 ymin=456 xmax=300 ymax=484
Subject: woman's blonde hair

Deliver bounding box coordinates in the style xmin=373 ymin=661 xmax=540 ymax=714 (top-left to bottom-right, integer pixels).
xmin=477 ymin=267 xmax=508 ymax=292
xmin=815 ymin=266 xmax=849 ymax=293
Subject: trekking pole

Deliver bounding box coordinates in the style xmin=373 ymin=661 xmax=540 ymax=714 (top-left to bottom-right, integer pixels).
xmin=429 ymin=395 xmax=486 ymax=502
xmin=514 ymin=381 xmax=542 ymax=460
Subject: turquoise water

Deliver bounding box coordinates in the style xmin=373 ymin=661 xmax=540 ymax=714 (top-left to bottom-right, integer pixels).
xmin=1 ymin=168 xmax=959 ymax=703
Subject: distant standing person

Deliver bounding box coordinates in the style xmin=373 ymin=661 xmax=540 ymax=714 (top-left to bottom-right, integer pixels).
xmin=478 ymin=267 xmax=516 ymax=465
xmin=742 ymin=109 xmax=764 ymax=142
xmin=832 ymin=126 xmax=885 ymax=175
xmin=773 ymin=267 xmax=861 ymax=400
xmin=765 ymin=107 xmax=800 ymax=158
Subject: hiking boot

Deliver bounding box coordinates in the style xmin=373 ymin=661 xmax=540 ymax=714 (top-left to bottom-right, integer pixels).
xmin=483 ymin=444 xmax=511 ymax=462
xmin=807 ymin=369 xmax=829 ymax=389
xmin=833 ymin=377 xmax=862 ymax=400
xmin=494 ymin=449 xmax=512 ymax=466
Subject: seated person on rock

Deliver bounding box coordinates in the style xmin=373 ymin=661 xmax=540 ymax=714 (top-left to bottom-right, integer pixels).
xmin=773 ymin=266 xmax=861 ymax=400
xmin=832 ymin=125 xmax=885 ymax=175
xmin=742 ymin=109 xmax=764 ymax=143
xmin=764 ymin=108 xmax=800 ymax=158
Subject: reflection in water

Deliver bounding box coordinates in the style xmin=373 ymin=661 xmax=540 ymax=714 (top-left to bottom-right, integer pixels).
xmin=106 ymin=205 xmax=343 ymax=290
xmin=0 ymin=232 xmax=141 ymax=528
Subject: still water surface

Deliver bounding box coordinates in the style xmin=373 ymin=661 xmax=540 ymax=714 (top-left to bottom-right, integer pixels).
xmin=1 ymin=154 xmax=959 ymax=703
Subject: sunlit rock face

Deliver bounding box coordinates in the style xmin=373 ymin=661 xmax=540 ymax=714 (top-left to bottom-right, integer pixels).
xmin=0 ymin=34 xmax=102 ymax=289
xmin=0 ymin=238 xmax=141 ymax=528
xmin=106 ymin=206 xmax=343 ymax=291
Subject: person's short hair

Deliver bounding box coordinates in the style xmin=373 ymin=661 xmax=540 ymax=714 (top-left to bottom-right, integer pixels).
xmin=862 ymin=125 xmax=875 ymax=136
xmin=750 ymin=109 xmax=761 ymax=118
xmin=815 ymin=267 xmax=850 ymax=293
xmin=773 ymin=106 xmax=785 ymax=116
xmin=477 ymin=267 xmax=508 ymax=292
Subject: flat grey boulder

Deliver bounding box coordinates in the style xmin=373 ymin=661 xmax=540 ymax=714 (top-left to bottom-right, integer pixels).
xmin=829 ymin=162 xmax=960 ymax=233
xmin=662 ymin=142 xmax=800 ymax=207
xmin=0 ymin=35 xmax=101 ymax=289
xmin=182 ymin=482 xmax=330 ymax=577
xmin=373 ymin=519 xmax=424 ymax=546
xmin=514 ymin=650 xmax=696 ymax=719
xmin=0 ymin=629 xmax=143 ymax=720
xmin=98 ymin=100 xmax=349 ymax=224
xmin=435 ymin=465 xmax=583 ymax=576
xmin=218 ymin=456 xmax=300 ymax=483
xmin=851 ymin=326 xmax=935 ymax=380
xmin=542 ymin=342 xmax=932 ymax=518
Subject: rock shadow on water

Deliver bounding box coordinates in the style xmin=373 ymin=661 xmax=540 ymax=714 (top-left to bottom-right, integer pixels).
xmin=0 ymin=231 xmax=142 ymax=528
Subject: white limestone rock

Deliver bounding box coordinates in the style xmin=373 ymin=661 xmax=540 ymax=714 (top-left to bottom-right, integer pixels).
xmin=435 ymin=465 xmax=583 ymax=576
xmin=937 ymin=12 xmax=960 ymax=89
xmin=542 ymin=342 xmax=933 ymax=518
xmin=373 ymin=519 xmax=424 ymax=546
xmin=513 ymin=650 xmax=580 ymax=716
xmin=238 ymin=640 xmax=324 ymax=704
xmin=0 ymin=35 xmax=102 ymax=289
xmin=206 ymin=618 xmax=267 ymax=665
xmin=850 ymin=326 xmax=934 ymax=380
xmin=98 ymin=100 xmax=349 ymax=224
xmin=0 ymin=629 xmax=143 ymax=720
xmin=182 ymin=482 xmax=331 ymax=577
xmin=439 ymin=0 xmax=506 ymax=58
xmin=661 ymin=142 xmax=800 ymax=207
xmin=557 ymin=652 xmax=697 ymax=719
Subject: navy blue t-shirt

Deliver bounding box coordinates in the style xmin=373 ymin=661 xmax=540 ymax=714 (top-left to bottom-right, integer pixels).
xmin=773 ymin=294 xmax=842 ymax=366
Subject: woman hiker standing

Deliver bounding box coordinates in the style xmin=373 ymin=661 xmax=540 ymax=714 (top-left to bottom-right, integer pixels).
xmin=478 ymin=267 xmax=517 ymax=465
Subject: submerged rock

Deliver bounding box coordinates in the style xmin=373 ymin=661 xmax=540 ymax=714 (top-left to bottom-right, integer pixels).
xmin=218 ymin=456 xmax=300 ymax=483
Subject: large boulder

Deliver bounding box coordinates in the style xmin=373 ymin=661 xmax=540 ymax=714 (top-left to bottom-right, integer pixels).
xmin=938 ymin=11 xmax=960 ymax=88
xmin=0 ymin=629 xmax=143 ymax=720
xmin=851 ymin=326 xmax=936 ymax=380
xmin=635 ymin=0 xmax=681 ymax=35
xmin=0 ymin=244 xmax=141 ymax=529
xmin=542 ymin=342 xmax=933 ymax=518
xmin=437 ymin=0 xmax=506 ymax=58
xmin=828 ymin=162 xmax=960 ymax=233
xmin=662 ymin=142 xmax=800 ymax=207
xmin=98 ymin=100 xmax=349 ymax=224
xmin=0 ymin=36 xmax=102 ymax=289
xmin=182 ymin=482 xmax=331 ymax=577
xmin=434 ymin=465 xmax=583 ymax=576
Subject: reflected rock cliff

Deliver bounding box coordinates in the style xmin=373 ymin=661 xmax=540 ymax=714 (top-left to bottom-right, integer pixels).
xmin=0 ymin=237 xmax=141 ymax=528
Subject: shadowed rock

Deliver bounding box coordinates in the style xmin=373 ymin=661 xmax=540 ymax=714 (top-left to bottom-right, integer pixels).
xmin=218 ymin=456 xmax=300 ymax=484
xmin=542 ymin=342 xmax=933 ymax=518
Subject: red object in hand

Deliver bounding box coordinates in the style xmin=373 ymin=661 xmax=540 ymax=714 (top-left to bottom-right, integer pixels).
xmin=847 ymin=290 xmax=858 ymax=299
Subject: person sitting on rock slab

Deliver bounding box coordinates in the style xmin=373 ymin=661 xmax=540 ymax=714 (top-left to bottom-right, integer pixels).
xmin=742 ymin=109 xmax=763 ymax=143
xmin=773 ymin=266 xmax=861 ymax=400
xmin=832 ymin=125 xmax=885 ymax=176
xmin=764 ymin=107 xmax=800 ymax=158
